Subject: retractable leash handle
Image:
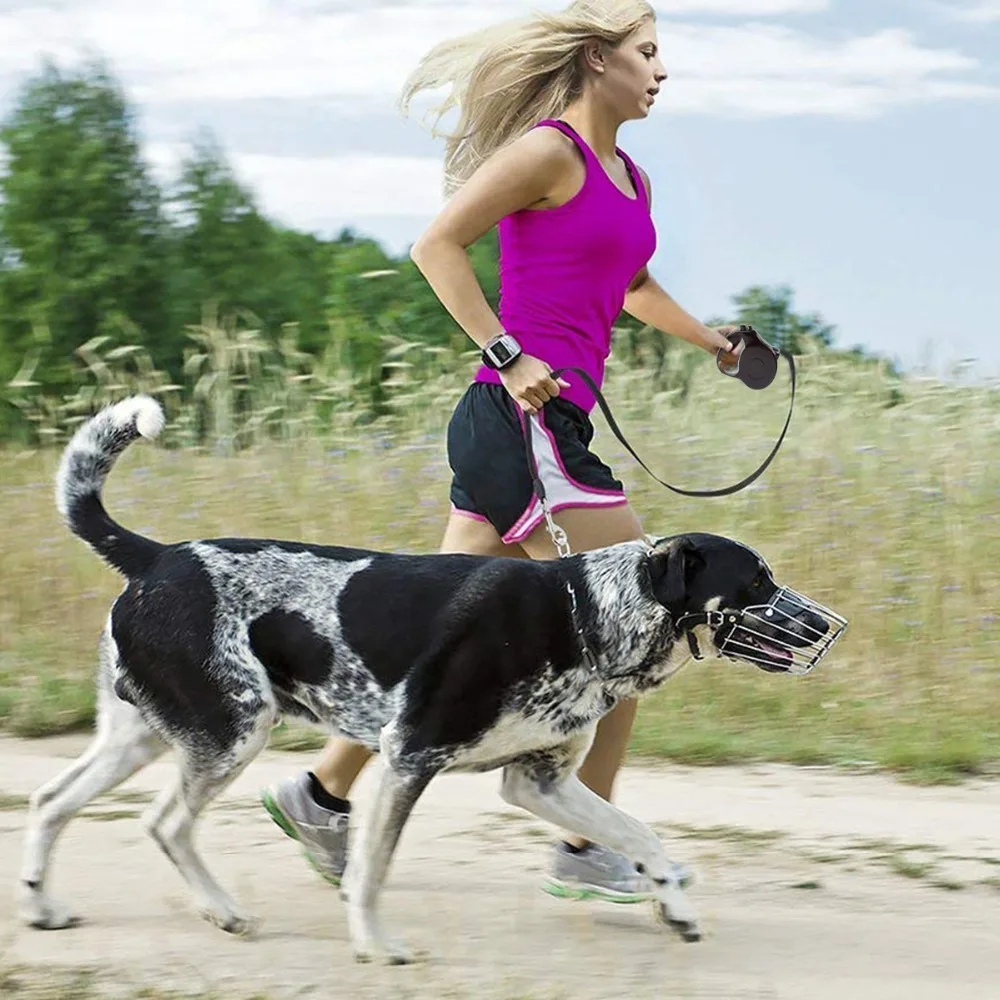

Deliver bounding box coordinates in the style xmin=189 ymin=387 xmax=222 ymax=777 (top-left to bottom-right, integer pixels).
xmin=526 ymin=325 xmax=796 ymax=502
xmin=717 ymin=324 xmax=780 ymax=390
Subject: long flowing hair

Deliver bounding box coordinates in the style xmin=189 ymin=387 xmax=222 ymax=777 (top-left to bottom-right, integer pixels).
xmin=397 ymin=0 xmax=655 ymax=195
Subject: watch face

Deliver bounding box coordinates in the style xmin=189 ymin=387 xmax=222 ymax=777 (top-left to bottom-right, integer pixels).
xmin=492 ymin=339 xmax=514 ymax=365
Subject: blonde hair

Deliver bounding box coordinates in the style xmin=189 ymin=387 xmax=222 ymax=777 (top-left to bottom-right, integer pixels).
xmin=397 ymin=0 xmax=656 ymax=195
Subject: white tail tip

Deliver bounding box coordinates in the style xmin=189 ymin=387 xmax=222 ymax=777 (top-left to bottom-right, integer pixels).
xmin=107 ymin=395 xmax=165 ymax=440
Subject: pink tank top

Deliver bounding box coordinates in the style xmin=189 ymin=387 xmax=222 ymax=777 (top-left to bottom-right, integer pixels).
xmin=474 ymin=118 xmax=657 ymax=414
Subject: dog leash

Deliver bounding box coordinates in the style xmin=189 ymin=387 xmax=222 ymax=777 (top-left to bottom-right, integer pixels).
xmin=523 ymin=331 xmax=796 ymax=671
xmin=525 ymin=343 xmax=796 ymax=509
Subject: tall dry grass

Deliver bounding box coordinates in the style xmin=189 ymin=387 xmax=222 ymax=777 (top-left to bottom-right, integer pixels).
xmin=1 ymin=322 xmax=997 ymax=780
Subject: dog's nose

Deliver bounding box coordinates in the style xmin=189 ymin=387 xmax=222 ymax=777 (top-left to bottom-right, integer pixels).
xmin=802 ymin=612 xmax=829 ymax=640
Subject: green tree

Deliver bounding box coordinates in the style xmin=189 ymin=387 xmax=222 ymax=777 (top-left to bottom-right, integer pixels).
xmin=169 ymin=135 xmax=275 ymax=325
xmin=167 ymin=133 xmax=344 ymax=364
xmin=0 ymin=58 xmax=171 ymax=396
xmin=323 ymin=227 xmax=501 ymax=410
xmin=720 ymin=284 xmax=836 ymax=354
xmin=267 ymin=227 xmax=337 ymax=356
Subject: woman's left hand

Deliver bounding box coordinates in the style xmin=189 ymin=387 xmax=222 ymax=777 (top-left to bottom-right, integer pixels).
xmin=706 ymin=325 xmax=746 ymax=369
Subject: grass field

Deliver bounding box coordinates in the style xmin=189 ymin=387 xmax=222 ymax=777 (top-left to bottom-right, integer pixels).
xmin=2 ymin=346 xmax=998 ymax=782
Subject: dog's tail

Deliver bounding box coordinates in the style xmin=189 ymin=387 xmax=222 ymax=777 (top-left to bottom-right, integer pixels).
xmin=55 ymin=395 xmax=166 ymax=578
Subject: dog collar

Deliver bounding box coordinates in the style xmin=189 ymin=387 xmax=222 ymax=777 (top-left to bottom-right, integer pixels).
xmin=565 ymin=580 xmax=600 ymax=673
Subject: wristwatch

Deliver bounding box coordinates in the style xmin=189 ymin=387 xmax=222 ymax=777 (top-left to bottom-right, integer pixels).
xmin=481 ymin=332 xmax=523 ymax=371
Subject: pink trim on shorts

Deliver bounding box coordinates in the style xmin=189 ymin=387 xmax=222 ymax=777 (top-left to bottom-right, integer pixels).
xmin=502 ymin=496 xmax=628 ymax=546
xmin=450 ymin=504 xmax=489 ymax=524
xmin=537 ymin=408 xmax=625 ymax=498
xmin=502 ymin=409 xmax=627 ymax=545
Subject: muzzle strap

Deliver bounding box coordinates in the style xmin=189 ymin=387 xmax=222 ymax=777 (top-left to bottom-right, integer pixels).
xmin=676 ymin=597 xmax=848 ymax=675
xmin=686 ymin=630 xmax=703 ymax=660
xmin=678 ymin=610 xmax=728 ymax=661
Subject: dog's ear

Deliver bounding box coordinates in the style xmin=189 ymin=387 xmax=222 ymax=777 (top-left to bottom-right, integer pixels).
xmin=647 ymin=537 xmax=705 ymax=609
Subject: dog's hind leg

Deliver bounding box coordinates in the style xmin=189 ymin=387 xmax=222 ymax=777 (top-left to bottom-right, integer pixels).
xmin=500 ymin=736 xmax=701 ymax=942
xmin=341 ymin=734 xmax=433 ymax=965
xmin=144 ymin=711 xmax=273 ymax=936
xmin=19 ymin=642 xmax=166 ymax=929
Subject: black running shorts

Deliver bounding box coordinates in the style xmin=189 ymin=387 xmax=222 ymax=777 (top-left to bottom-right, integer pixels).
xmin=447 ymin=382 xmax=627 ymax=545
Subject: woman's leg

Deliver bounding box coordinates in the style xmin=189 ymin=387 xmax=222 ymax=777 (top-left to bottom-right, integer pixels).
xmin=517 ymin=502 xmax=646 ymax=846
xmin=517 ymin=502 xmax=677 ymax=901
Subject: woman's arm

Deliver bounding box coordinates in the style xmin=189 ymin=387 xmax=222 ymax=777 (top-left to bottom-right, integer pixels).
xmin=409 ymin=129 xmax=578 ymax=414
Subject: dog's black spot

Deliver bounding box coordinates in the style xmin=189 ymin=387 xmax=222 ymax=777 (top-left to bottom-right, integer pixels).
xmin=111 ymin=547 xmax=246 ymax=754
xmin=396 ymin=559 xmax=583 ymax=752
xmin=24 ymin=880 xmax=39 ymax=890
xmin=338 ymin=552 xmax=502 ymax=690
xmin=249 ymin=609 xmax=334 ymax=689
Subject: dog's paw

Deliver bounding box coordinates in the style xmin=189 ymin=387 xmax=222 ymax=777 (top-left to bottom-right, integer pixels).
xmin=651 ymin=876 xmax=701 ymax=943
xmin=201 ymin=907 xmax=259 ymax=938
xmin=353 ymin=938 xmax=421 ymax=966
xmin=654 ymin=901 xmax=702 ymax=942
xmin=384 ymin=938 xmax=423 ymax=966
xmin=18 ymin=886 xmax=80 ymax=931
xmin=28 ymin=910 xmax=81 ymax=930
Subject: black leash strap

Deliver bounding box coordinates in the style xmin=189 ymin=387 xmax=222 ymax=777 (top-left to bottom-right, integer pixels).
xmin=524 ymin=350 xmax=795 ymax=502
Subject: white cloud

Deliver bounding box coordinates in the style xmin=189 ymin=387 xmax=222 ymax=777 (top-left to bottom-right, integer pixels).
xmin=224 ymin=152 xmax=445 ymax=221
xmin=145 ymin=141 xmax=444 ymax=226
xmin=946 ymin=1 xmax=1000 ymax=21
xmin=283 ymin=0 xmax=829 ymax=9
xmin=0 ymin=1 xmax=497 ymax=102
xmin=656 ymin=25 xmax=995 ymax=116
xmin=664 ymin=76 xmax=997 ymax=117
xmin=663 ymin=25 xmax=977 ymax=79
xmin=0 ymin=0 xmax=991 ymax=118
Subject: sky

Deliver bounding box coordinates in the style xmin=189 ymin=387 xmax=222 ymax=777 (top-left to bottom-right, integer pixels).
xmin=0 ymin=0 xmax=997 ymax=377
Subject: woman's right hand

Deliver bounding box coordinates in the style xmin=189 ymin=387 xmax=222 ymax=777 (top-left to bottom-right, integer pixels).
xmin=498 ymin=354 xmax=571 ymax=415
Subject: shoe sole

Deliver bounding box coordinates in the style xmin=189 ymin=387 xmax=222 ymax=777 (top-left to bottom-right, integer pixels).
xmin=260 ymin=789 xmax=343 ymax=887
xmin=542 ymin=865 xmax=694 ymax=904
xmin=541 ymin=879 xmax=653 ymax=904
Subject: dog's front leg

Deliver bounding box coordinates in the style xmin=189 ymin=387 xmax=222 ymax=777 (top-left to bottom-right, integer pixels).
xmin=341 ymin=753 xmax=431 ymax=965
xmin=501 ymin=751 xmax=700 ymax=941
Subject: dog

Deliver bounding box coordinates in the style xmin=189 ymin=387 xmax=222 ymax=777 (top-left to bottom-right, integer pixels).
xmin=18 ymin=396 xmax=845 ymax=963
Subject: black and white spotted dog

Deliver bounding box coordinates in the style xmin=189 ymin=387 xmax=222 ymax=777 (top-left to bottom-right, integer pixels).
xmin=18 ymin=396 xmax=844 ymax=963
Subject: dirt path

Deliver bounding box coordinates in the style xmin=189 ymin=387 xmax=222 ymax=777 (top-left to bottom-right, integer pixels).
xmin=2 ymin=734 xmax=998 ymax=999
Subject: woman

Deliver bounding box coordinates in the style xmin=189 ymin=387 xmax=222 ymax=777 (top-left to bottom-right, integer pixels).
xmin=262 ymin=0 xmax=742 ymax=903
